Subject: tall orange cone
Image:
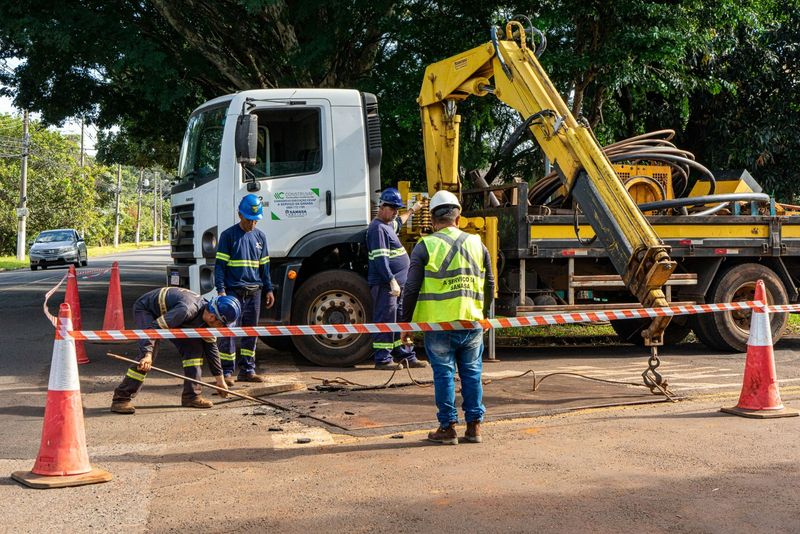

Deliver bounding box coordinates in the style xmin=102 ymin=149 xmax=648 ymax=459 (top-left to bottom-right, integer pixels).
xmin=64 ymin=265 xmax=89 ymax=364
xmin=11 ymin=304 xmax=112 ymax=488
xmin=102 ymin=261 xmax=125 ymax=330
xmin=721 ymin=280 xmax=799 ymax=418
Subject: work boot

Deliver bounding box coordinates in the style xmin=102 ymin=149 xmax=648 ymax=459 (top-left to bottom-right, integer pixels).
xmin=375 ymin=361 xmax=402 ymax=371
xmin=223 ymin=376 xmax=236 ymax=387
xmin=406 ymin=359 xmax=429 ymax=369
xmin=110 ymin=399 xmax=136 ymax=414
xmin=463 ymin=421 xmax=482 ymax=443
xmin=237 ymin=373 xmax=267 ymax=383
xmin=181 ymin=396 xmax=214 ymax=409
xmin=427 ymin=423 xmax=458 ymax=445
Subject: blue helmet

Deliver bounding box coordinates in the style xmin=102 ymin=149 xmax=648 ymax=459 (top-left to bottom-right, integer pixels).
xmin=238 ymin=194 xmax=263 ymax=220
xmin=207 ymin=295 xmax=242 ymax=326
xmin=379 ymin=187 xmax=403 ymax=208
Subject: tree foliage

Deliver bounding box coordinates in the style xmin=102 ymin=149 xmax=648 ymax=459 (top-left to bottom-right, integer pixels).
xmin=681 ymin=2 xmax=800 ymax=200
xmin=0 ymin=114 xmax=167 ymax=255
xmin=0 ymin=1 xmax=798 ymax=199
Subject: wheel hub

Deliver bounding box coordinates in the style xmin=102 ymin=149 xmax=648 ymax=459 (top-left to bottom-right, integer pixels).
xmin=730 ymin=282 xmax=770 ymax=334
xmin=306 ymin=289 xmax=365 ymax=349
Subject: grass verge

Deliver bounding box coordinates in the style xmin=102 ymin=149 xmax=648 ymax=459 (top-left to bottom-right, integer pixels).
xmin=0 ymin=257 xmax=27 ymax=270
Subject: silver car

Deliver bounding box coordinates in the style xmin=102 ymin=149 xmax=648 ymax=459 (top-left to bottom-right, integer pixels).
xmin=29 ymin=229 xmax=88 ymax=270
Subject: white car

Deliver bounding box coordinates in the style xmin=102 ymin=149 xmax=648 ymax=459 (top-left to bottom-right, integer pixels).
xmin=29 ymin=229 xmax=88 ymax=270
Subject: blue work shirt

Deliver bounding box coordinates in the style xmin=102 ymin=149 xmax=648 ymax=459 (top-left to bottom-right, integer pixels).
xmin=215 ymin=223 xmax=273 ymax=294
xmin=367 ymin=217 xmax=409 ymax=286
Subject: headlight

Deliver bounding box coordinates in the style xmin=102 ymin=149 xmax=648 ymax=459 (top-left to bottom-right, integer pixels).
xmin=58 ymin=246 xmax=75 ymax=253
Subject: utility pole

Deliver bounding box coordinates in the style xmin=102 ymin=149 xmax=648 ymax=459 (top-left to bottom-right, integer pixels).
xmin=158 ymin=177 xmax=164 ymax=242
xmin=113 ymin=164 xmax=122 ymax=247
xmin=135 ymin=169 xmax=143 ymax=246
xmin=152 ymin=172 xmax=158 ymax=244
xmin=15 ymin=111 xmax=29 ymax=261
xmin=79 ymin=117 xmax=85 ymax=168
xmin=158 ymin=175 xmax=164 ymax=242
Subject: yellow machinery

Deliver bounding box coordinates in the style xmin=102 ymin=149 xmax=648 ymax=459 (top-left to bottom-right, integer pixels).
xmin=413 ymin=21 xmax=676 ymax=346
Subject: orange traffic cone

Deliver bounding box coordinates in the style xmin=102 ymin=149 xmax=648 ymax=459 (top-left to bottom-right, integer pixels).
xmin=721 ymin=280 xmax=799 ymax=418
xmin=11 ymin=304 xmax=112 ymax=488
xmin=102 ymin=261 xmax=125 ymax=330
xmin=64 ymin=265 xmax=89 ymax=364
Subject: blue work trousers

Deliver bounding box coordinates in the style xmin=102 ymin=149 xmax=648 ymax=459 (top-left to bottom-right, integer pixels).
xmin=218 ymin=287 xmax=261 ymax=378
xmin=370 ymin=284 xmax=416 ymax=365
xmin=424 ymin=329 xmax=485 ymax=426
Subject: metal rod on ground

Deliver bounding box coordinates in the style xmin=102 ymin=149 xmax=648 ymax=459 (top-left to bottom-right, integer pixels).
xmin=106 ymin=352 xmax=287 ymax=410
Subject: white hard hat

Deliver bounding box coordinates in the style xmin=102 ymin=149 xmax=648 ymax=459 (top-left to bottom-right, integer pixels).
xmin=429 ymin=190 xmax=461 ymax=214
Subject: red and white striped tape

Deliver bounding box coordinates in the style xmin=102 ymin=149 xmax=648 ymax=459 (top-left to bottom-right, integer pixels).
xmin=43 ymin=267 xmax=113 ymax=326
xmin=759 ymin=303 xmax=800 ymax=313
xmin=66 ymin=300 xmax=764 ymax=341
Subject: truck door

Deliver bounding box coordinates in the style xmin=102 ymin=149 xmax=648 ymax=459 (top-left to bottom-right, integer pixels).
xmin=243 ymin=101 xmax=335 ymax=257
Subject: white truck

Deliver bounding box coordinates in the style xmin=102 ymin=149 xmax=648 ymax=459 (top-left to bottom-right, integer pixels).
xmin=168 ymin=89 xmax=384 ymax=365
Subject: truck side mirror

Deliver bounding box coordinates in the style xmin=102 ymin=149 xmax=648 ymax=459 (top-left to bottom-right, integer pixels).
xmin=235 ymin=114 xmax=258 ymax=165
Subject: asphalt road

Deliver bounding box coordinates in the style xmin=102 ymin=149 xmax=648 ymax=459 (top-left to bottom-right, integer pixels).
xmin=0 ymin=246 xmax=798 ymax=532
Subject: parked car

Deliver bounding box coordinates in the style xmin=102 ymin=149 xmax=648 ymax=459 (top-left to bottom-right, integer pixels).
xmin=29 ymin=229 xmax=88 ymax=270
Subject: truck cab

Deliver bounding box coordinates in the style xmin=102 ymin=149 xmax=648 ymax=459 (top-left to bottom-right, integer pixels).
xmin=169 ymin=89 xmax=382 ymax=365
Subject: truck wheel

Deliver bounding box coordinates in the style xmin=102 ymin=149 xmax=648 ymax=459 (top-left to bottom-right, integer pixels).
xmin=611 ymin=314 xmax=691 ymax=346
xmin=291 ymin=270 xmax=373 ymax=366
xmin=691 ymin=263 xmax=788 ymax=352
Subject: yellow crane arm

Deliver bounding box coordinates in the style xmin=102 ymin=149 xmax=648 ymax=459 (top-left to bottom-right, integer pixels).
xmin=417 ymin=22 xmax=676 ymax=345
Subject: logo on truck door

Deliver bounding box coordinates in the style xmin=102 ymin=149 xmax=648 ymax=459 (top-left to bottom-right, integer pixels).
xmin=270 ymin=189 xmax=322 ymax=220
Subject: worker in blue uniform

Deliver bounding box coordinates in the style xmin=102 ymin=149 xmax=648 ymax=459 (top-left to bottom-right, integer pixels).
xmin=215 ymin=194 xmax=275 ymax=384
xmin=110 ymin=288 xmax=241 ymax=414
xmin=367 ymin=187 xmax=428 ymax=370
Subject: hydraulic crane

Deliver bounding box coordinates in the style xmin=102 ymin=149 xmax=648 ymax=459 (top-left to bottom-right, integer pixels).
xmin=417 ymin=21 xmax=677 ymax=349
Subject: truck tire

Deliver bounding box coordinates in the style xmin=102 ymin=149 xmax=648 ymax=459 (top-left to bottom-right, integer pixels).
xmin=611 ymin=314 xmax=691 ymax=347
xmin=290 ymin=269 xmax=373 ymax=366
xmin=691 ymin=263 xmax=788 ymax=352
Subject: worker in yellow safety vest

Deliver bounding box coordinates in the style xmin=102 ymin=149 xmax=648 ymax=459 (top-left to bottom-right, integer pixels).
xmin=402 ymin=190 xmax=495 ymax=445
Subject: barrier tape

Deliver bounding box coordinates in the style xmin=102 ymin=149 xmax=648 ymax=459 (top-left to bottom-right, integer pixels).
xmin=66 ymin=300 xmax=765 ymax=341
xmin=43 ymin=267 xmax=113 ymax=326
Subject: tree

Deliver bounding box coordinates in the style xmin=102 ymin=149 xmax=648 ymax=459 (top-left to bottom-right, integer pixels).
xmin=680 ymin=2 xmax=800 ymax=200
xmin=0 ymin=0 xmax=398 ymax=167
xmin=0 ymin=114 xmax=98 ymax=253
xmin=2 ymin=1 xmax=797 ymax=198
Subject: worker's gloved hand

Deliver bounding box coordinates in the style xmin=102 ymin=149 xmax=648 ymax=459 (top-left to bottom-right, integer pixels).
xmin=389 ymin=278 xmax=401 ymax=297
xmin=264 ymin=291 xmax=275 ymax=309
xmin=410 ymin=202 xmax=422 ymax=215
xmin=215 ymin=376 xmax=229 ymax=399
xmin=137 ymin=353 xmax=153 ymax=373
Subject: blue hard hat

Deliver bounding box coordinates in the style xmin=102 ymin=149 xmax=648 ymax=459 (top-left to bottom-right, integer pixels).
xmin=238 ymin=194 xmax=264 ymax=220
xmin=379 ymin=187 xmax=403 ymax=208
xmin=207 ymin=295 xmax=242 ymax=326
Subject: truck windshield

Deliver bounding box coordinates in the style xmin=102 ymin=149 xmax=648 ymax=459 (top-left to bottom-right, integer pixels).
xmin=177 ymin=104 xmax=228 ymax=184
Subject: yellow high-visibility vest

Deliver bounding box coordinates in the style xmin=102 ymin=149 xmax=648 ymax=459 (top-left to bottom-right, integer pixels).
xmin=412 ymin=226 xmax=486 ymax=323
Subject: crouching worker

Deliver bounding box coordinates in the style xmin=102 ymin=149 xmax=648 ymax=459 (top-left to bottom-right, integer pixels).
xmin=110 ymin=288 xmax=241 ymax=414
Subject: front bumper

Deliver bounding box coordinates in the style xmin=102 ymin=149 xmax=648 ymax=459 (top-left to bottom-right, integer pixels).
xmin=30 ymin=251 xmax=79 ymax=266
